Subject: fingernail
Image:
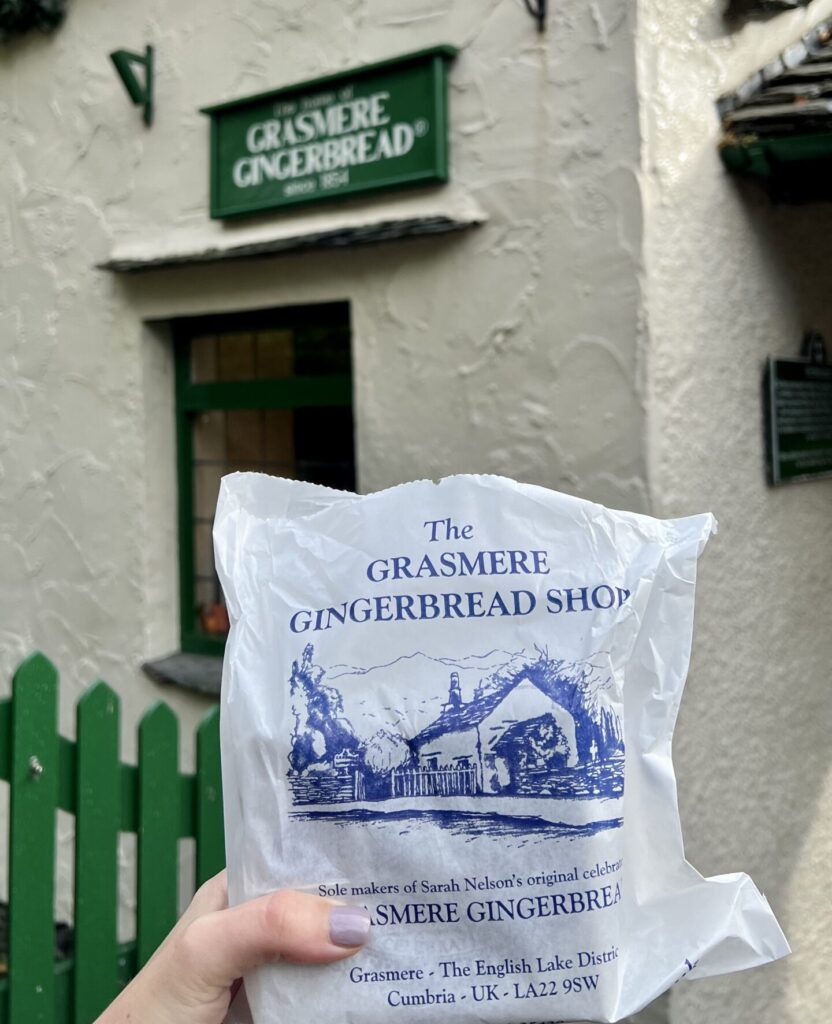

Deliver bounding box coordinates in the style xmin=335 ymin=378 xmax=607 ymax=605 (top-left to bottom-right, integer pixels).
xmin=329 ymin=905 xmax=372 ymax=947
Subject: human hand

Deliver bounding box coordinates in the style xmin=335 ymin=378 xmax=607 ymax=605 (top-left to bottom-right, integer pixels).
xmin=95 ymin=871 xmax=371 ymax=1024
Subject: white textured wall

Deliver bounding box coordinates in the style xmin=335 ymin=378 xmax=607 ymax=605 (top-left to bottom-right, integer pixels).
xmin=638 ymin=2 xmax=832 ymax=1023
xmin=0 ymin=0 xmax=645 ymax=927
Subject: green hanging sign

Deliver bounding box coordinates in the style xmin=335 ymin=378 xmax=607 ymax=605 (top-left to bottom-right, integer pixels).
xmin=765 ymin=334 xmax=832 ymax=485
xmin=201 ymin=46 xmax=457 ymax=220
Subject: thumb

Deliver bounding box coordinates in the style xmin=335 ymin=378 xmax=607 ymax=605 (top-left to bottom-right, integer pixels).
xmin=178 ymin=891 xmax=371 ymax=991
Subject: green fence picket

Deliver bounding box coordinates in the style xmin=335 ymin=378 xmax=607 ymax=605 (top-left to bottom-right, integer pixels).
xmin=74 ymin=682 xmax=120 ymax=1023
xmin=195 ymin=706 xmax=225 ymax=885
xmin=136 ymin=703 xmax=180 ymax=969
xmin=0 ymin=656 xmax=227 ymax=1024
xmin=8 ymin=653 xmax=60 ymax=1024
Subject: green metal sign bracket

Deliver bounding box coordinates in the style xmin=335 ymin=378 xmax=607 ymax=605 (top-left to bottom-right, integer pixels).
xmin=110 ymin=45 xmax=154 ymax=127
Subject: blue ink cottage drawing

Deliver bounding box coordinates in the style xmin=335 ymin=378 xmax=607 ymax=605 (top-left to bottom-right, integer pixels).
xmin=288 ymin=644 xmax=624 ymax=836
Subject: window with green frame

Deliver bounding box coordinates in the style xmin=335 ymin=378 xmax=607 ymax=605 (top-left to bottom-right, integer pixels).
xmin=173 ymin=302 xmax=354 ymax=656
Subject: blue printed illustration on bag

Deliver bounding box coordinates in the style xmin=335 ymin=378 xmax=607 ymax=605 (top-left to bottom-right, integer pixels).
xmin=288 ymin=644 xmax=624 ymax=839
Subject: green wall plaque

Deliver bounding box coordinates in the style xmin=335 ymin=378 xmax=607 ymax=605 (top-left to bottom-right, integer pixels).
xmin=766 ymin=353 xmax=832 ymax=485
xmin=201 ymin=46 xmax=457 ymax=219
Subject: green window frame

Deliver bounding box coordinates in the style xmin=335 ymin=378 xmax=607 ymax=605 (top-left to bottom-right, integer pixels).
xmin=173 ymin=303 xmax=353 ymax=657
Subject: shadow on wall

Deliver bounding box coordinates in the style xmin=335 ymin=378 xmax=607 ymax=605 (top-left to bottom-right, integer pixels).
xmin=731 ymin=176 xmax=832 ymax=1022
xmin=627 ymin=993 xmax=671 ymax=1024
xmin=652 ymin=133 xmax=832 ymax=1024
xmin=736 ymin=176 xmax=832 ymax=340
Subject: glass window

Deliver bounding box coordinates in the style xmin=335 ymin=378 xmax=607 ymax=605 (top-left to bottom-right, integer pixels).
xmin=174 ymin=303 xmax=354 ymax=655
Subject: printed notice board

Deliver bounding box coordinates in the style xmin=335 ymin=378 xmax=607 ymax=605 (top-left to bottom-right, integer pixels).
xmin=766 ymin=356 xmax=832 ymax=485
xmin=202 ymin=47 xmax=457 ymax=219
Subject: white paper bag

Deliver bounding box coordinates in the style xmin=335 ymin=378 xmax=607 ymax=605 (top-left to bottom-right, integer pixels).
xmin=215 ymin=473 xmax=788 ymax=1024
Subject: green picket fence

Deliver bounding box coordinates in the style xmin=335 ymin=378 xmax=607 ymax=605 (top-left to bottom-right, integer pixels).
xmin=0 ymin=652 xmax=225 ymax=1024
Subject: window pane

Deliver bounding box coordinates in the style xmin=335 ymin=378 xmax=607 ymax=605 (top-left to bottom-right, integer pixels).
xmin=196 ymin=579 xmax=228 ymax=636
xmin=295 ymin=406 xmax=356 ymax=490
xmin=194 ymin=522 xmax=214 ymax=579
xmin=218 ymin=333 xmax=256 ymax=380
xmin=188 ymin=323 xmax=350 ymax=383
xmin=294 ymin=326 xmax=352 ymax=375
xmin=194 ymin=463 xmax=224 ymax=522
xmin=263 ymin=409 xmax=296 ymax=471
xmin=190 ymin=336 xmax=218 ymax=382
xmin=193 ymin=410 xmax=225 ymax=461
xmin=226 ymin=409 xmax=263 ymax=464
xmin=256 ymin=331 xmax=294 ymax=378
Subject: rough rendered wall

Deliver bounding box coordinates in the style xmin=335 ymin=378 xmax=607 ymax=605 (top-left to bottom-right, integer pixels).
xmin=116 ymin=0 xmax=648 ymax=510
xmin=0 ymin=0 xmax=645 ymax=925
xmin=638 ymin=2 xmax=832 ymax=1023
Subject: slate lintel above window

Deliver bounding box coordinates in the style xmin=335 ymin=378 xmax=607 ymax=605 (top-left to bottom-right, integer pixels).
xmin=97 ymin=187 xmax=486 ymax=272
xmin=142 ymin=652 xmax=223 ymax=697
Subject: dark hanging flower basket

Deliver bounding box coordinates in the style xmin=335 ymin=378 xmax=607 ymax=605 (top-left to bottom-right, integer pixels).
xmin=0 ymin=0 xmax=68 ymax=41
xmin=725 ymin=0 xmax=811 ymax=21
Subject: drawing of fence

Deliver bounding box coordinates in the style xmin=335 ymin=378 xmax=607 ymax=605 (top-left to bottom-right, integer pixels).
xmin=390 ymin=763 xmax=479 ymax=798
xmin=289 ymin=768 xmax=365 ymax=805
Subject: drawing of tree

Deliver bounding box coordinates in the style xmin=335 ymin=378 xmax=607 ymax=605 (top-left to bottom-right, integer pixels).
xmin=289 ymin=644 xmax=359 ymax=772
xmin=362 ymin=728 xmax=412 ymax=776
